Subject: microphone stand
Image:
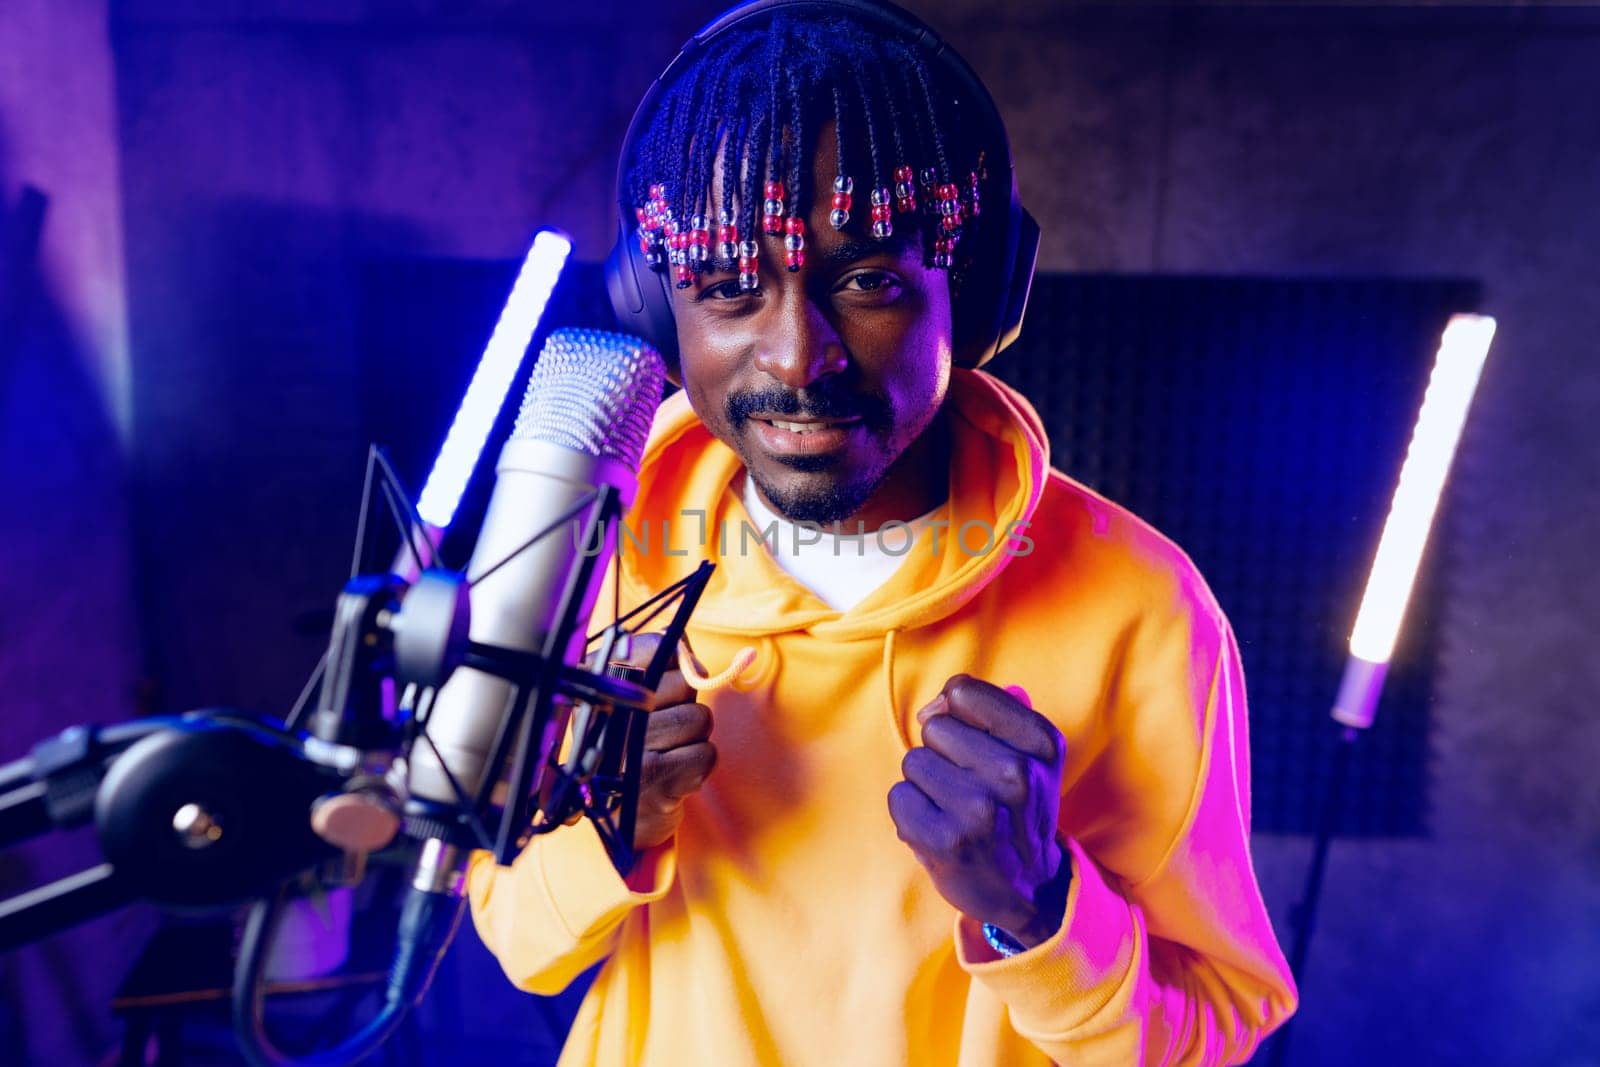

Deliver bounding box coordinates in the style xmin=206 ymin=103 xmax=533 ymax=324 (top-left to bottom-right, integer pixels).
xmin=1265 ymin=656 xmax=1385 ymax=1067
xmin=224 ymin=464 xmax=713 ymax=1066
xmin=0 ymin=714 xmax=346 ymax=953
xmin=0 ymin=447 xmax=715 ymax=1067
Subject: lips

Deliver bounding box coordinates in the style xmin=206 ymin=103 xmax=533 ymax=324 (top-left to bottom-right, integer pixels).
xmin=750 ymin=415 xmax=861 ymax=456
xmin=755 ymin=416 xmax=860 ymax=434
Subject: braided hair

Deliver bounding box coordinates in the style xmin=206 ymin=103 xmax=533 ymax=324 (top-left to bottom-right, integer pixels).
xmin=627 ymin=12 xmax=986 ymax=290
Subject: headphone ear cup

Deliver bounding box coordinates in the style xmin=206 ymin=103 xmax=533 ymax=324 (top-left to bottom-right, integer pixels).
xmin=604 ymin=217 xmax=681 ymax=368
xmin=952 ymin=197 xmax=1039 ymax=369
xmin=993 ymin=207 xmax=1040 ymax=359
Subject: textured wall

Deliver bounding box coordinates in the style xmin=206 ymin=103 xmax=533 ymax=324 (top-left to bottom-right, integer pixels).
xmin=0 ymin=1 xmax=149 ymax=1063
xmin=115 ymin=0 xmax=727 ymax=721
xmin=4 ymin=1 xmax=1591 ymax=1063
xmin=0 ymin=0 xmax=132 ymax=432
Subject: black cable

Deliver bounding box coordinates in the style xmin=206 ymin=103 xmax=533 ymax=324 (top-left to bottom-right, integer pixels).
xmin=233 ymin=888 xmax=409 ymax=1067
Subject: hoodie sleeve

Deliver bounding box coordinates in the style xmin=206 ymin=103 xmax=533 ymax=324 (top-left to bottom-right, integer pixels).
xmin=466 ymin=823 xmax=678 ymax=995
xmin=953 ymin=615 xmax=1297 ymax=1065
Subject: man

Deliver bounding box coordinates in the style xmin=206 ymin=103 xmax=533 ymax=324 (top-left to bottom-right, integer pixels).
xmin=468 ymin=3 xmax=1297 ymax=1063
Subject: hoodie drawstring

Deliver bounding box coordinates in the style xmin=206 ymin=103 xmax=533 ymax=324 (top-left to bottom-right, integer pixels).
xmin=675 ymin=633 xmax=909 ymax=748
xmin=679 ymin=640 xmax=758 ymax=692
xmin=883 ymin=628 xmax=911 ymax=749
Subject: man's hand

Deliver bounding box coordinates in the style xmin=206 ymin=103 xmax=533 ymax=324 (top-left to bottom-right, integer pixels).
xmin=888 ymin=675 xmax=1068 ymax=949
xmin=613 ymin=634 xmax=717 ymax=852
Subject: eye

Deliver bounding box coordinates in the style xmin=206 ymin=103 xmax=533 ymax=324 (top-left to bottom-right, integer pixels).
xmin=694 ymin=278 xmax=754 ymax=302
xmin=834 ymin=270 xmax=904 ymax=303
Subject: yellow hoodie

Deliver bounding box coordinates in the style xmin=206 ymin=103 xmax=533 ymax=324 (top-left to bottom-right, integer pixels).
xmin=468 ymin=368 xmax=1297 ymax=1065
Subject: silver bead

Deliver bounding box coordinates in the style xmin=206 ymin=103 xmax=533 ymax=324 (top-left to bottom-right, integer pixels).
xmin=870 ymin=187 xmax=891 ymax=206
xmin=783 ymin=233 xmax=804 ymax=251
xmin=872 ymin=219 xmax=893 ymax=239
xmin=739 ymin=240 xmax=759 ymax=258
xmin=829 ymin=209 xmax=849 ymax=229
xmin=833 ymin=175 xmax=854 ymax=194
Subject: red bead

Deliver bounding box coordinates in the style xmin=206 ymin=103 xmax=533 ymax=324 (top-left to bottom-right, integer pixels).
xmin=871 ymin=203 xmax=892 ymax=222
xmin=893 ymin=165 xmax=913 ymax=183
xmin=764 ymin=180 xmax=784 ymax=200
xmin=784 ymin=250 xmax=804 ymax=271
xmin=895 ymin=194 xmax=916 ymax=213
xmin=939 ymin=183 xmax=960 ymax=201
xmin=763 ymin=216 xmax=783 ymax=236
xmin=785 ymin=216 xmax=805 ymax=235
xmin=719 ymin=224 xmax=737 ymax=243
xmin=649 ymin=183 xmax=666 ymax=199
xmin=831 ymin=192 xmax=852 ymax=211
xmin=941 ymin=214 xmax=961 ymax=233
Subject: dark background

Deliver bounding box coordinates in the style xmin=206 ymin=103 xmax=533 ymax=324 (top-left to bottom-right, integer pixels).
xmin=2 ymin=1 xmax=1596 ymax=1064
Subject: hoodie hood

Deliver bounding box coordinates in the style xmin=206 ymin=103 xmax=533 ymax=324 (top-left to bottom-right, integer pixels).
xmin=615 ymin=367 xmax=1050 ymax=643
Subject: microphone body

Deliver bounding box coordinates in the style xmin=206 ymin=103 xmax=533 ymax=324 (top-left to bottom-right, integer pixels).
xmin=405 ymin=438 xmax=634 ymax=812
xmin=390 ymin=328 xmax=664 ymax=1007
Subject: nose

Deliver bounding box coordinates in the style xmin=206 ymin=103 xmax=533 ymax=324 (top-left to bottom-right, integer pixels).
xmin=752 ymin=290 xmax=848 ymax=390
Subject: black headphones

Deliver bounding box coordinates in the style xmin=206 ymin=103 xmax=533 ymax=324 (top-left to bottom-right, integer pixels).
xmin=603 ymin=0 xmax=1040 ymax=370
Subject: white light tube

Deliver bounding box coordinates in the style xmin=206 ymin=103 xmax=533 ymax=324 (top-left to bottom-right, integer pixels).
xmin=415 ymin=229 xmax=573 ymax=529
xmin=1333 ymin=313 xmax=1495 ymax=728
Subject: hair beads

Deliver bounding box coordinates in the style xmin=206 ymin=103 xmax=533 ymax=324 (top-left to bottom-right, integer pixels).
xmin=627 ymin=14 xmax=986 ymax=288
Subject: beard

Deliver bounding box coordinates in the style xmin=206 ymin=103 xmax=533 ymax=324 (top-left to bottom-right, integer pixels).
xmin=725 ymin=383 xmax=896 ymax=524
xmin=748 ymin=464 xmax=888 ymax=525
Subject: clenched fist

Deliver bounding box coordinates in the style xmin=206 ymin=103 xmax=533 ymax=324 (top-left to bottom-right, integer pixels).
xmin=613 ymin=634 xmax=717 ymax=852
xmin=888 ymin=675 xmax=1069 ymax=949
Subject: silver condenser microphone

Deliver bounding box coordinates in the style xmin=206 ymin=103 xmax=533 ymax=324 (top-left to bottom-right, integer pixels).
xmin=391 ymin=326 xmax=664 ymax=1007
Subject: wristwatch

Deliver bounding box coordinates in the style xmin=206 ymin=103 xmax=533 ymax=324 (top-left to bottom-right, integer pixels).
xmin=980 ymin=851 xmax=1074 ymax=958
xmin=981 ymin=922 xmax=1028 ymax=958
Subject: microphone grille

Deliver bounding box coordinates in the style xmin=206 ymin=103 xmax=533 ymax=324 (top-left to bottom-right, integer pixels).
xmin=512 ymin=328 xmax=666 ymax=470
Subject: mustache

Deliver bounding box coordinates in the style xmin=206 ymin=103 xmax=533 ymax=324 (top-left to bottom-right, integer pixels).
xmin=726 ymin=385 xmax=891 ymax=428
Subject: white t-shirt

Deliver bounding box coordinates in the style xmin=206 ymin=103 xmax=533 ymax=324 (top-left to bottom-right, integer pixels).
xmin=739 ymin=474 xmax=943 ymax=612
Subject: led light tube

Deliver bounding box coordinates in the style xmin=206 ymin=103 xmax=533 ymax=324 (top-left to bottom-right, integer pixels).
xmin=1333 ymin=313 xmax=1495 ymax=729
xmin=416 ymin=229 xmax=573 ymax=530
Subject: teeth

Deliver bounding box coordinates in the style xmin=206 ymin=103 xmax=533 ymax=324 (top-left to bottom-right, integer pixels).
xmin=771 ymin=420 xmax=828 ymax=433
